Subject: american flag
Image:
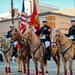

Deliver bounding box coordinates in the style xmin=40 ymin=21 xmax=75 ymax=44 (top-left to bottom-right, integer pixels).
xmin=20 ymin=0 xmax=26 ymax=34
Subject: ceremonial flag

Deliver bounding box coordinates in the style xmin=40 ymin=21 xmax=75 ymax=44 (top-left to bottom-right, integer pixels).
xmin=17 ymin=0 xmax=26 ymax=50
xmin=20 ymin=0 xmax=26 ymax=34
xmin=30 ymin=0 xmax=40 ymax=31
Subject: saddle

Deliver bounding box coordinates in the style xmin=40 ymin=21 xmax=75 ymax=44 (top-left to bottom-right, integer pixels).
xmin=42 ymin=42 xmax=58 ymax=57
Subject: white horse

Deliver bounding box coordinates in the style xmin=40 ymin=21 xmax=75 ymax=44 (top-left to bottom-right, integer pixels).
xmin=51 ymin=28 xmax=75 ymax=75
xmin=0 ymin=35 xmax=13 ymax=74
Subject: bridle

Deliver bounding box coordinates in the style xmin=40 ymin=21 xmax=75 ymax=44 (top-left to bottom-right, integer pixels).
xmin=19 ymin=40 xmax=29 ymax=56
xmin=52 ymin=32 xmax=73 ymax=61
xmin=24 ymin=31 xmax=43 ymax=61
xmin=0 ymin=39 xmax=13 ymax=61
xmin=24 ymin=31 xmax=32 ymax=41
xmin=0 ymin=40 xmax=13 ymax=53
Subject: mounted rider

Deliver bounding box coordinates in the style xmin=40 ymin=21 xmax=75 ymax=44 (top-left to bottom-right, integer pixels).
xmin=35 ymin=18 xmax=52 ymax=60
xmin=6 ymin=24 xmax=18 ymax=62
xmin=7 ymin=24 xmax=14 ymax=39
xmin=68 ymin=18 xmax=75 ymax=43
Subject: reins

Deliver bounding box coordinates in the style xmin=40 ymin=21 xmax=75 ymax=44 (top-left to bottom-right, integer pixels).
xmin=57 ymin=38 xmax=72 ymax=61
xmin=19 ymin=41 xmax=29 ymax=56
xmin=31 ymin=42 xmax=42 ymax=56
xmin=59 ymin=44 xmax=72 ymax=61
xmin=2 ymin=43 xmax=13 ymax=56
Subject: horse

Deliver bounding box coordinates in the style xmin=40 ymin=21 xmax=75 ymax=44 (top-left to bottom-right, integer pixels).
xmin=23 ymin=28 xmax=60 ymax=75
xmin=51 ymin=28 xmax=75 ymax=75
xmin=0 ymin=35 xmax=13 ymax=74
xmin=12 ymin=28 xmax=31 ymax=75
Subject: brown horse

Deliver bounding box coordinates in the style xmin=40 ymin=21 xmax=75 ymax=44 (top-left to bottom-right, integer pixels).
xmin=23 ymin=28 xmax=60 ymax=75
xmin=51 ymin=28 xmax=75 ymax=75
xmin=0 ymin=35 xmax=13 ymax=74
xmin=12 ymin=28 xmax=31 ymax=75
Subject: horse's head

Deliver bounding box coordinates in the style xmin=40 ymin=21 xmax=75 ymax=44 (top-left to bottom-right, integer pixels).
xmin=51 ymin=28 xmax=61 ymax=47
xmin=23 ymin=28 xmax=33 ymax=41
xmin=0 ymin=35 xmax=6 ymax=50
xmin=12 ymin=28 xmax=22 ymax=41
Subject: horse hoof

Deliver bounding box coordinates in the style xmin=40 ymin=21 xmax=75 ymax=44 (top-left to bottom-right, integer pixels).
xmin=46 ymin=71 xmax=49 ymax=73
xmin=39 ymin=71 xmax=42 ymax=73
xmin=18 ymin=70 xmax=22 ymax=72
xmin=57 ymin=73 xmax=60 ymax=75
xmin=8 ymin=73 xmax=11 ymax=75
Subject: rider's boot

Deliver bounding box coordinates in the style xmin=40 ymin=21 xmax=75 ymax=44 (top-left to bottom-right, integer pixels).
xmin=45 ymin=47 xmax=51 ymax=60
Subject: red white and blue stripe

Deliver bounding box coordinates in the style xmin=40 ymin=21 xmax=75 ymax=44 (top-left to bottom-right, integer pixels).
xmin=20 ymin=0 xmax=26 ymax=34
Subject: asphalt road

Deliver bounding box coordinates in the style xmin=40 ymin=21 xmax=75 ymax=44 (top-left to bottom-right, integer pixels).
xmin=0 ymin=58 xmax=75 ymax=75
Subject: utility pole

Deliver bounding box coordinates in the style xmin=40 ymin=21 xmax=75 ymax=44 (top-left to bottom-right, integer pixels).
xmin=11 ymin=0 xmax=14 ymax=24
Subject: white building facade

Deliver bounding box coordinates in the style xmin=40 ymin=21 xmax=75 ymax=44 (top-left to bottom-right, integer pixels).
xmin=25 ymin=0 xmax=59 ymax=15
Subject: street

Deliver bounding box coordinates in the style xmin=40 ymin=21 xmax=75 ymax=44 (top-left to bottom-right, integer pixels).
xmin=0 ymin=58 xmax=75 ymax=75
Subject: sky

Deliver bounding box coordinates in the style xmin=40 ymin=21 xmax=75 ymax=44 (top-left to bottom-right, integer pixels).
xmin=0 ymin=0 xmax=75 ymax=14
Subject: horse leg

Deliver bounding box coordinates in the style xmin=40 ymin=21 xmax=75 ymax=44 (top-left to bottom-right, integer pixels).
xmin=26 ymin=58 xmax=30 ymax=75
xmin=16 ymin=57 xmax=22 ymax=72
xmin=53 ymin=55 xmax=60 ymax=75
xmin=45 ymin=60 xmax=49 ymax=73
xmin=7 ymin=57 xmax=11 ymax=73
xmin=57 ymin=52 xmax=60 ymax=75
xmin=5 ymin=61 xmax=8 ymax=74
xmin=69 ymin=60 xmax=73 ymax=75
xmin=22 ymin=59 xmax=26 ymax=74
xmin=33 ymin=58 xmax=39 ymax=75
xmin=40 ymin=59 xmax=44 ymax=75
xmin=16 ymin=57 xmax=20 ymax=72
xmin=19 ymin=60 xmax=23 ymax=72
xmin=39 ymin=60 xmax=48 ymax=73
xmin=2 ymin=55 xmax=8 ymax=74
xmin=57 ymin=54 xmax=60 ymax=75
xmin=5 ymin=61 xmax=11 ymax=74
xmin=63 ymin=61 xmax=67 ymax=75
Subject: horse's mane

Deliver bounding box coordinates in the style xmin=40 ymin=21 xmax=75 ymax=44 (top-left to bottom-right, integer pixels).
xmin=58 ymin=29 xmax=67 ymax=40
xmin=32 ymin=30 xmax=39 ymax=39
xmin=1 ymin=35 xmax=7 ymax=44
xmin=24 ymin=28 xmax=40 ymax=46
xmin=1 ymin=35 xmax=6 ymax=41
xmin=30 ymin=29 xmax=39 ymax=42
xmin=0 ymin=35 xmax=9 ymax=49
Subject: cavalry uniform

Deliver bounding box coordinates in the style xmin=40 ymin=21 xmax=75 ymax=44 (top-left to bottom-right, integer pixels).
xmin=6 ymin=24 xmax=18 ymax=62
xmin=68 ymin=18 xmax=75 ymax=42
xmin=35 ymin=20 xmax=51 ymax=60
xmin=7 ymin=30 xmax=12 ymax=38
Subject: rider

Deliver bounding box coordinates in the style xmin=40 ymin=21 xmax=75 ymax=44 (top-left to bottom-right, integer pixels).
xmin=68 ymin=18 xmax=75 ymax=42
xmin=6 ymin=24 xmax=14 ymax=39
xmin=6 ymin=24 xmax=17 ymax=62
xmin=35 ymin=18 xmax=51 ymax=60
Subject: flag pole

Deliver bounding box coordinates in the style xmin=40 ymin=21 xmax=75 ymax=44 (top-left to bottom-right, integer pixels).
xmin=11 ymin=0 xmax=14 ymax=24
xmin=29 ymin=0 xmax=32 ymax=15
